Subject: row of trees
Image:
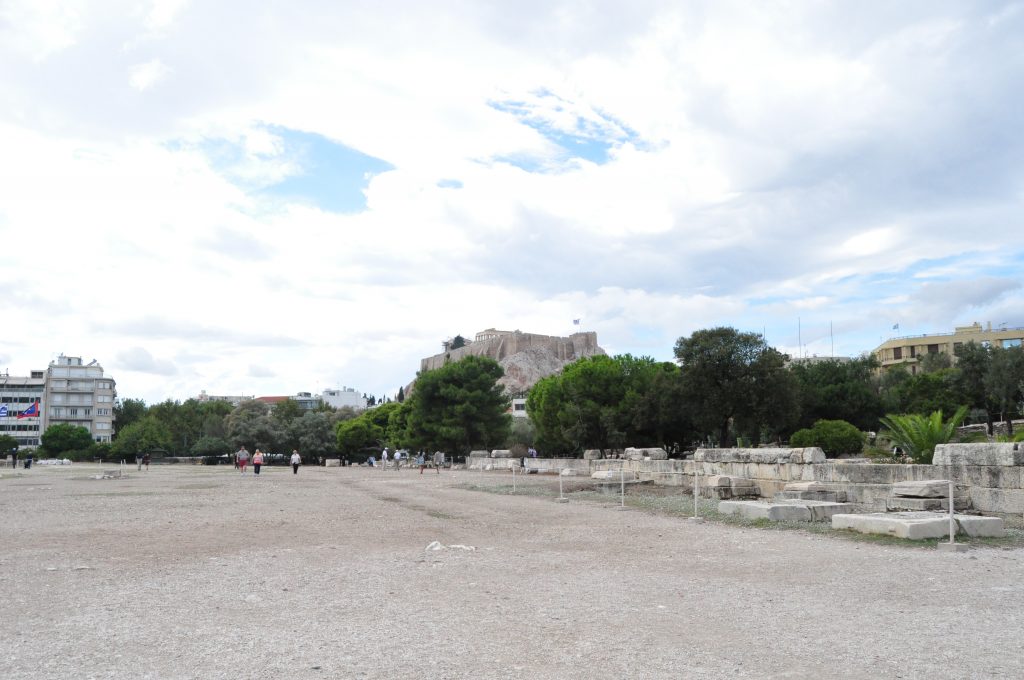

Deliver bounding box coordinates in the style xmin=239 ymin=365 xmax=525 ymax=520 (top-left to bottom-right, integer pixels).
xmin=526 ymin=328 xmax=1024 ymax=455
xmin=31 ymin=326 xmax=1024 ymax=461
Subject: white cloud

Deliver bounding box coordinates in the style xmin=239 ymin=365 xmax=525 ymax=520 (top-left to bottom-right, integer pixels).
xmin=129 ymin=58 xmax=172 ymax=91
xmin=1 ymin=1 xmax=1022 ymax=402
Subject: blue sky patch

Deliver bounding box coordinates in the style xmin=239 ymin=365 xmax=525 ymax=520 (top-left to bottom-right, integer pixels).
xmin=489 ymin=89 xmax=641 ymax=171
xmin=194 ymin=125 xmax=393 ymax=213
xmin=437 ymin=178 xmax=463 ymax=189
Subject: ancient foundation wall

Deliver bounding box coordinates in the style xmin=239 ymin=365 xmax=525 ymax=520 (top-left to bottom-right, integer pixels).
xmin=526 ymin=444 xmax=1024 ymax=517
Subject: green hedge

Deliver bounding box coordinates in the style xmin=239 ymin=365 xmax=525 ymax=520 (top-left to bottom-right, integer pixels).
xmin=789 ymin=420 xmax=864 ymax=458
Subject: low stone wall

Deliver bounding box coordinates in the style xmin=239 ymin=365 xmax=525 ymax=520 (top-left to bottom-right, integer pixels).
xmin=530 ymin=445 xmax=1024 ymax=517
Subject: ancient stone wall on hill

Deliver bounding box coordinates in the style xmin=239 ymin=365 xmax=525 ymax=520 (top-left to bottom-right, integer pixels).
xmin=418 ymin=331 xmax=605 ymax=393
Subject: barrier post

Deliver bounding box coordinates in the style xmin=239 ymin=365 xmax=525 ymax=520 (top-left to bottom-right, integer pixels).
xmin=618 ymin=465 xmax=626 ymax=509
xmin=937 ymin=479 xmax=967 ymax=552
xmin=689 ymin=461 xmax=703 ymax=523
xmin=557 ymin=470 xmax=568 ymax=503
xmin=512 ymin=462 xmax=516 ymax=493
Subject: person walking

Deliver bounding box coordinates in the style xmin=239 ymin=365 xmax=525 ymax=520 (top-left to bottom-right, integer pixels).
xmin=290 ymin=450 xmax=301 ymax=475
xmin=432 ymin=450 xmax=444 ymax=474
xmin=393 ymin=450 xmax=402 ymax=471
xmin=237 ymin=446 xmax=250 ymax=475
xmin=252 ymin=449 xmax=264 ymax=477
xmin=381 ymin=448 xmax=389 ymax=471
xmin=143 ymin=452 xmax=151 ymax=471
xmin=136 ymin=451 xmax=144 ymax=471
xmin=417 ymin=451 xmax=426 ymax=474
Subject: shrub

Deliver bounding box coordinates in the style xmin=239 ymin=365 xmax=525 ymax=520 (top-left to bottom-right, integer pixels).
xmin=788 ymin=419 xmax=864 ymax=458
xmin=879 ymin=406 xmax=968 ymax=464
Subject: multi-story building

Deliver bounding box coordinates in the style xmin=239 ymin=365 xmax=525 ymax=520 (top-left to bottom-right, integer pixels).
xmin=321 ymin=387 xmax=366 ymax=411
xmin=873 ymin=322 xmax=1024 ymax=374
xmin=0 ymin=370 xmax=45 ymax=448
xmin=196 ymin=390 xmax=252 ymax=407
xmin=42 ymin=355 xmax=116 ymax=443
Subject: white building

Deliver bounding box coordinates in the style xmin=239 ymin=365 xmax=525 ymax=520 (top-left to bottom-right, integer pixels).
xmin=43 ymin=355 xmax=116 ymax=443
xmin=321 ymin=387 xmax=367 ymax=411
xmin=0 ymin=370 xmax=45 ymax=448
xmin=196 ymin=390 xmax=252 ymax=407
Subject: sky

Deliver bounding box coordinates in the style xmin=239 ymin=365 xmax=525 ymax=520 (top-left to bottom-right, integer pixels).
xmin=2 ymin=1 xmax=1023 ymax=405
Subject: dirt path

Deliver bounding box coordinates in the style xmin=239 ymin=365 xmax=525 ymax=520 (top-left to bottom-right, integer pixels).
xmin=1 ymin=464 xmax=1022 ymax=679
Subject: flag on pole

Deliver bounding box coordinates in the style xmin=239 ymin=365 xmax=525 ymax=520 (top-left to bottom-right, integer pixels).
xmin=17 ymin=401 xmax=39 ymax=419
xmin=0 ymin=405 xmax=7 ymax=417
xmin=892 ymin=323 xmax=899 ymax=331
xmin=572 ymin=319 xmax=580 ymax=325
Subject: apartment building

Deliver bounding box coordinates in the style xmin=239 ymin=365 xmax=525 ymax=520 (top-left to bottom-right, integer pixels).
xmin=42 ymin=354 xmax=116 ymax=443
xmin=873 ymin=322 xmax=1024 ymax=374
xmin=0 ymin=370 xmax=45 ymax=447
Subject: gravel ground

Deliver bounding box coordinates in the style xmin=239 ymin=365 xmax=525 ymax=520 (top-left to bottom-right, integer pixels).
xmin=2 ymin=463 xmax=1023 ymax=680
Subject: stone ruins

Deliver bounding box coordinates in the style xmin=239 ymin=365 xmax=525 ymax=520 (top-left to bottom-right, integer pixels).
xmin=418 ymin=329 xmax=605 ymax=393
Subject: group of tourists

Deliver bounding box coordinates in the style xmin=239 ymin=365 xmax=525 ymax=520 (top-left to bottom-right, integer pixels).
xmin=235 ymin=447 xmax=303 ymax=476
xmin=377 ymin=448 xmax=446 ymax=473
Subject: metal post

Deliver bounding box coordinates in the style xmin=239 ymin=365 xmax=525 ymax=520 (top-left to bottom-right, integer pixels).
xmin=557 ymin=470 xmax=568 ymax=502
xmin=948 ymin=480 xmax=955 ymax=544
xmin=937 ymin=479 xmax=967 ymax=552
xmin=620 ymin=465 xmax=625 ymax=508
xmin=512 ymin=462 xmax=516 ymax=493
xmin=689 ymin=461 xmax=703 ymax=523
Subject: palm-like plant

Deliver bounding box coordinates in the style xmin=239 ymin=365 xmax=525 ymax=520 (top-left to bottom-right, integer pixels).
xmin=879 ymin=406 xmax=968 ymax=464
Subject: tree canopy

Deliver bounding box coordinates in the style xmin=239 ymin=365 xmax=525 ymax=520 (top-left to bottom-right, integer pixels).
xmin=41 ymin=423 xmax=93 ymax=454
xmin=402 ymin=355 xmax=510 ymax=455
xmin=674 ymin=327 xmax=799 ymax=446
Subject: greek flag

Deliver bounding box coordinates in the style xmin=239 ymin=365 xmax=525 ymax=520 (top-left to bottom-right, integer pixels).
xmin=0 ymin=405 xmax=7 ymax=417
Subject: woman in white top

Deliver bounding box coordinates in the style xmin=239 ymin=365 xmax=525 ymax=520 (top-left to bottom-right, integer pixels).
xmin=290 ymin=450 xmax=301 ymax=475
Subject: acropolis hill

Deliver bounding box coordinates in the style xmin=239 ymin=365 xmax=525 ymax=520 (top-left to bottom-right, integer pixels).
xmin=419 ymin=328 xmax=606 ymax=394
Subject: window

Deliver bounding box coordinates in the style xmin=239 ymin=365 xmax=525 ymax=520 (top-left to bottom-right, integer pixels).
xmin=909 ymin=346 xmax=917 ymax=358
xmin=893 ymin=347 xmax=903 ymax=360
xmin=1004 ymin=339 xmax=1022 ymax=348
xmin=96 ymin=422 xmax=111 ymax=430
xmin=928 ymin=344 xmax=939 ymax=354
xmin=97 ymin=395 xmax=112 ymax=403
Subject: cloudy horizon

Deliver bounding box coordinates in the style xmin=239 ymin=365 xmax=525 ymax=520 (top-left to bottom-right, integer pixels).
xmin=2 ymin=1 xmax=1023 ymax=405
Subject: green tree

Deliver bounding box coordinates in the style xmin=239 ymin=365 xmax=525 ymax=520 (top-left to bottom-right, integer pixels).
xmin=954 ymin=342 xmax=994 ymax=433
xmin=0 ymin=434 xmax=18 ymax=457
xmin=293 ymin=411 xmax=338 ymax=459
xmin=272 ymin=399 xmax=303 ymax=424
xmin=112 ymin=398 xmax=147 ymax=441
xmin=879 ymin=406 xmax=968 ymax=464
xmin=788 ymin=419 xmax=864 ymax=458
xmin=396 ymin=386 xmax=405 ymax=403
xmin=336 ymin=416 xmax=383 ymax=457
xmin=191 ymin=436 xmax=231 ymax=457
xmin=226 ymin=400 xmax=280 ymax=452
xmin=880 ymin=368 xmax=961 ymax=416
xmin=111 ymin=415 xmax=174 ymax=457
xmin=41 ymin=423 xmax=94 ymax=454
xmin=986 ymin=346 xmax=1024 ymax=435
xmin=450 ymin=335 xmax=467 ymax=349
xmin=791 ymin=357 xmax=882 ymax=431
xmin=404 ymin=355 xmax=510 ymax=456
xmin=674 ymin=327 xmax=799 ymax=446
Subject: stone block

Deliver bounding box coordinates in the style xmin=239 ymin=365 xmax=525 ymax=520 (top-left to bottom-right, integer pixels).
xmin=892 ymin=480 xmax=951 ymax=498
xmin=704 ymin=475 xmax=733 ymax=488
xmin=784 ymin=481 xmax=826 ymax=492
xmin=932 ymin=443 xmax=1024 ymax=467
xmin=591 ymin=470 xmax=632 ymax=481
xmin=886 ymin=497 xmax=949 ymax=512
xmin=832 ymin=512 xmax=951 ymax=540
xmin=718 ymin=501 xmax=812 ymax=522
xmin=583 ymin=449 xmax=603 ymax=460
xmin=771 ymin=499 xmax=855 ymax=521
xmin=625 ymin=447 xmax=668 ymax=460
xmin=325 ymin=459 xmax=341 ymax=467
xmin=955 ymin=515 xmax=1005 ymax=538
xmin=969 ymin=488 xmax=1024 ymax=515
xmin=490 ymin=449 xmax=514 ymax=458
xmin=468 ymin=450 xmax=490 ymax=458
